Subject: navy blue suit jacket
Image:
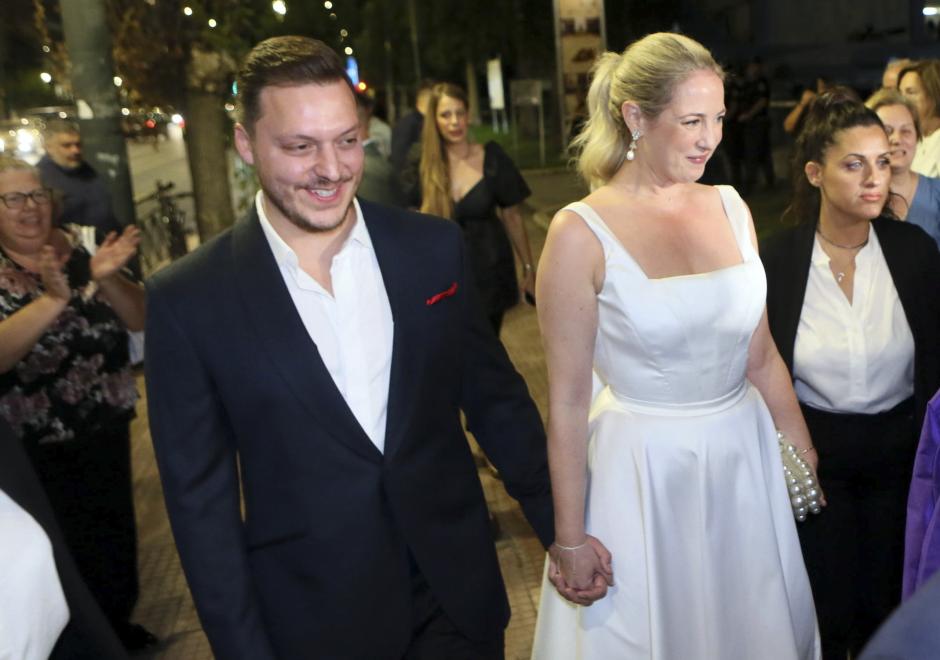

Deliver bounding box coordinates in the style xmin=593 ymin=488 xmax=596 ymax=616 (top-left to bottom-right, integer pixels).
xmin=144 ymin=199 xmax=552 ymax=659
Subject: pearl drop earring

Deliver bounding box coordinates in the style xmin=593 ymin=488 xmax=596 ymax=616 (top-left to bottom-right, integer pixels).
xmin=626 ymin=130 xmax=642 ymax=161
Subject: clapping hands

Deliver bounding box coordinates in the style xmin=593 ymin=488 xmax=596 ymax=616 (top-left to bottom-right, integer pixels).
xmin=548 ymin=535 xmax=614 ymax=606
xmin=91 ymin=226 xmax=140 ymax=282
xmin=38 ymin=245 xmax=70 ymax=302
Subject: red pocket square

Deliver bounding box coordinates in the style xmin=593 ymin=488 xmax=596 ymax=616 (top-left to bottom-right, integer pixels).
xmin=426 ymin=282 xmax=458 ymax=306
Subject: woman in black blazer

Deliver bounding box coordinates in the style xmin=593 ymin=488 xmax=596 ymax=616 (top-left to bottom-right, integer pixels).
xmin=762 ymin=91 xmax=940 ymax=659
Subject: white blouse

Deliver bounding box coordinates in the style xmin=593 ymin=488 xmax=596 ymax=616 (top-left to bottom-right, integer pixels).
xmin=792 ymin=229 xmax=915 ymax=414
xmin=912 ymin=130 xmax=940 ymax=179
xmin=0 ymin=488 xmax=69 ymax=660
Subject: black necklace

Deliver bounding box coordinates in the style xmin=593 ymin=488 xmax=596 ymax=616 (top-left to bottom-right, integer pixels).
xmin=816 ymin=227 xmax=869 ymax=250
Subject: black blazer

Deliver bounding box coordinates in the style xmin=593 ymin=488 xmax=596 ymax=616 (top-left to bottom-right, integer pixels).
xmin=761 ymin=218 xmax=940 ymax=426
xmin=144 ymin=200 xmax=553 ymax=660
xmin=0 ymin=418 xmax=127 ymax=660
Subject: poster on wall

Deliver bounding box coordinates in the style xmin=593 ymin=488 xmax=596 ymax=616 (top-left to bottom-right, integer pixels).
xmin=553 ymin=0 xmax=607 ymax=145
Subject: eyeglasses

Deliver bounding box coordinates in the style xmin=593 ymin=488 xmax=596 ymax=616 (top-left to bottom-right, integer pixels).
xmin=0 ymin=188 xmax=53 ymax=210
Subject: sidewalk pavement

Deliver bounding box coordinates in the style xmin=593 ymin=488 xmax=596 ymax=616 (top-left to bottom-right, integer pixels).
xmin=521 ymin=167 xmax=589 ymax=231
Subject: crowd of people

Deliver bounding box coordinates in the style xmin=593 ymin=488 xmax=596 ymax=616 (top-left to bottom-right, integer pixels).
xmin=2 ymin=28 xmax=940 ymax=660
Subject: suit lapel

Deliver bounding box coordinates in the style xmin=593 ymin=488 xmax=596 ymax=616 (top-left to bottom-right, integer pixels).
xmin=231 ymin=209 xmax=381 ymax=462
xmin=360 ymin=201 xmax=425 ymax=460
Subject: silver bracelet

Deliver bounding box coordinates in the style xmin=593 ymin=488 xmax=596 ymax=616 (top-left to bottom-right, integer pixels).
xmin=554 ymin=540 xmax=587 ymax=551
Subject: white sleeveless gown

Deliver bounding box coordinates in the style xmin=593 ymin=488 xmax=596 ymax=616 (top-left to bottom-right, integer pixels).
xmin=531 ymin=186 xmax=820 ymax=660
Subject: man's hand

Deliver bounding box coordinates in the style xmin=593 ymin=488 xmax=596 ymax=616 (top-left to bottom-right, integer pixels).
xmin=91 ymin=226 xmax=140 ymax=282
xmin=547 ymin=535 xmax=614 ymax=606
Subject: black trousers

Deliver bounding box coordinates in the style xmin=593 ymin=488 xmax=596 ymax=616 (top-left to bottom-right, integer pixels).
xmin=402 ymin=553 xmax=504 ymax=660
xmin=26 ymin=425 xmax=139 ymax=625
xmin=798 ymin=399 xmax=916 ymax=660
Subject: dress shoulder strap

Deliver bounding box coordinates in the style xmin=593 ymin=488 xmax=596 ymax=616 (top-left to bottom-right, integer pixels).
xmin=715 ymin=185 xmax=757 ymax=260
xmin=560 ymin=201 xmax=618 ymax=259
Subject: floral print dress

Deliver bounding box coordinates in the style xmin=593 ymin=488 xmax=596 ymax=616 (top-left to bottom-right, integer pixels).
xmin=0 ymin=240 xmax=137 ymax=447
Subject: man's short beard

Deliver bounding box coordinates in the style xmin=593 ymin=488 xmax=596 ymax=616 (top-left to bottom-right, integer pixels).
xmin=266 ymin=187 xmax=353 ymax=234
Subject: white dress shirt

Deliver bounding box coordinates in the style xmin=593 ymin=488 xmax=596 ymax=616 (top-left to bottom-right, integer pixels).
xmin=257 ymin=193 xmax=394 ymax=451
xmin=793 ymin=229 xmax=915 ymax=414
xmin=0 ymin=488 xmax=69 ymax=660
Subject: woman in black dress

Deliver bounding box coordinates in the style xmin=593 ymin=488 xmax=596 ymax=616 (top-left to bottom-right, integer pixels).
xmin=416 ymin=83 xmax=536 ymax=334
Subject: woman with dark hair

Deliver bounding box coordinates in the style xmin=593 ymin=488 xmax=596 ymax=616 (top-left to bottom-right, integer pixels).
xmin=416 ymin=83 xmax=536 ymax=334
xmin=762 ymin=91 xmax=940 ymax=659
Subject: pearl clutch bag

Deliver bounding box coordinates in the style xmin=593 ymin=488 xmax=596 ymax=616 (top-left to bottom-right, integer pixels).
xmin=778 ymin=432 xmax=822 ymax=522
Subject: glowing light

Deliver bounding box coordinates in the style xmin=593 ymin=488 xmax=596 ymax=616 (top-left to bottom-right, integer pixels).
xmin=42 ymin=45 xmax=51 ymax=53
xmin=121 ymin=107 xmax=131 ymax=116
xmin=113 ymin=76 xmax=123 ymax=87
xmin=329 ymin=12 xmax=336 ymax=19
xmin=344 ymin=46 xmax=353 ymax=55
xmin=39 ymin=72 xmax=52 ymax=83
xmin=208 ymin=18 xmax=217 ymax=27
xmin=183 ymin=6 xmax=193 ymax=16
xmin=171 ymin=113 xmax=184 ymax=125
xmin=357 ymin=82 xmax=367 ymax=91
xmin=340 ymin=29 xmax=348 ymax=37
xmin=58 ymin=111 xmax=67 ymax=119
xmin=324 ymin=1 xmax=332 ymax=8
xmin=925 ymin=6 xmax=939 ymax=15
xmin=272 ymin=1 xmax=287 ymax=15
xmin=224 ymin=103 xmax=235 ymax=112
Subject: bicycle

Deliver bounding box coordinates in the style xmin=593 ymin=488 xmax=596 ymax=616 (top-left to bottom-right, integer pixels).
xmin=135 ymin=180 xmax=193 ymax=276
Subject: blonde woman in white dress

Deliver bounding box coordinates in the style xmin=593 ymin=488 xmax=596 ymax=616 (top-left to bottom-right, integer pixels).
xmin=531 ymin=32 xmax=821 ymax=660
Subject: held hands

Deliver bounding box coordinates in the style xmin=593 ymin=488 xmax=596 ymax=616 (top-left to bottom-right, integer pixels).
xmin=91 ymin=226 xmax=141 ymax=282
xmin=39 ymin=245 xmax=70 ymax=303
xmin=521 ymin=266 xmax=536 ymax=306
xmin=548 ymin=535 xmax=614 ymax=606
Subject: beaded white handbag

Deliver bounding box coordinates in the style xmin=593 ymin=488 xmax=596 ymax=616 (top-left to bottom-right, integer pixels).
xmin=778 ymin=432 xmax=823 ymax=522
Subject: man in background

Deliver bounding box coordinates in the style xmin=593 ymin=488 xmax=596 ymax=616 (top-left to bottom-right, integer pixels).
xmin=356 ymin=93 xmax=404 ymax=207
xmin=38 ymin=120 xmax=122 ymax=242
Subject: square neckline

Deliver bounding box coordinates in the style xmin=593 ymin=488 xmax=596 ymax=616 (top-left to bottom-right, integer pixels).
xmin=570 ymin=186 xmax=750 ymax=282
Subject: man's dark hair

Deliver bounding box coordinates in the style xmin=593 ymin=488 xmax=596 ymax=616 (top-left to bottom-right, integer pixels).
xmin=236 ymin=36 xmax=354 ymax=131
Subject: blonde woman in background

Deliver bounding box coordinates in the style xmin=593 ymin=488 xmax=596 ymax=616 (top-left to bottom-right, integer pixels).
xmin=531 ymin=33 xmax=820 ymax=659
xmin=866 ymin=87 xmax=940 ymax=247
xmin=898 ymin=60 xmax=940 ymax=178
xmin=417 ymin=83 xmax=536 ymax=334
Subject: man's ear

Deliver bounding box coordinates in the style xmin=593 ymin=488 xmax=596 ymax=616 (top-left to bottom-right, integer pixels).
xmin=234 ymin=123 xmax=255 ymax=166
xmin=804 ymin=161 xmax=822 ymax=187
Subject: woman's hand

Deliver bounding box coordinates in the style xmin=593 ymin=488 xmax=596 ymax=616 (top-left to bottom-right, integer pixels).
xmin=547 ymin=535 xmax=614 ymax=606
xmin=39 ymin=245 xmax=70 ymax=302
xmin=91 ymin=226 xmax=140 ymax=282
xmin=802 ymin=448 xmax=827 ymax=508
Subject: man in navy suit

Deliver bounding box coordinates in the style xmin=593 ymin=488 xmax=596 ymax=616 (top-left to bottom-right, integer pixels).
xmin=144 ymin=36 xmax=553 ymax=659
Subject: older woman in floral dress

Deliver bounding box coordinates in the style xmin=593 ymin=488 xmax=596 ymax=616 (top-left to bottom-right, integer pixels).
xmin=0 ymin=156 xmax=151 ymax=649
